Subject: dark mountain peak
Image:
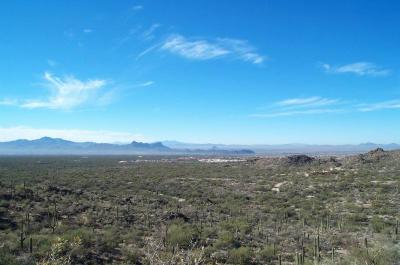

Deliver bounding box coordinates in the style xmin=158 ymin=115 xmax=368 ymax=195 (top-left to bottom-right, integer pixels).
xmin=130 ymin=141 xmax=169 ymax=150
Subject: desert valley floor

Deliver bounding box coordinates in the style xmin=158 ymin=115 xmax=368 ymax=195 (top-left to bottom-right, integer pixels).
xmin=1 ymin=149 xmax=400 ymax=264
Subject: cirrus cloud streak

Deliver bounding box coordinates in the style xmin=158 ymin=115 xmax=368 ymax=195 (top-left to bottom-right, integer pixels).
xmin=251 ymin=96 xmax=400 ymax=118
xmin=160 ymin=34 xmax=265 ymax=65
xmin=321 ymin=62 xmax=390 ymax=76
xmin=251 ymin=96 xmax=345 ymax=118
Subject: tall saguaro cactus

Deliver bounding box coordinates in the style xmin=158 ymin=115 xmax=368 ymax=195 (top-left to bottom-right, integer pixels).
xmin=20 ymin=221 xmax=26 ymax=250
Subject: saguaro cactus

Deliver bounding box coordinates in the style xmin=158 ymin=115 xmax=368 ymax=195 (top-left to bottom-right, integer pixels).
xmin=20 ymin=222 xmax=26 ymax=250
xmin=25 ymin=212 xmax=31 ymax=231
xmin=49 ymin=201 xmax=58 ymax=233
xmin=314 ymin=235 xmax=320 ymax=260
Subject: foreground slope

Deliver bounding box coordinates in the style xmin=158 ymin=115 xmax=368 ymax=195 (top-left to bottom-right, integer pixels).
xmin=0 ymin=150 xmax=399 ymax=264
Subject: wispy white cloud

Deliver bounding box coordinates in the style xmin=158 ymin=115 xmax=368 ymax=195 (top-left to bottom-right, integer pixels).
xmin=161 ymin=35 xmax=230 ymax=60
xmin=358 ymin=100 xmax=400 ymax=112
xmin=136 ymin=43 xmax=160 ymax=60
xmin=0 ymin=72 xmax=157 ymax=110
xmin=251 ymin=96 xmax=400 ymax=118
xmin=83 ymin=28 xmax=93 ymax=34
xmin=136 ymin=81 xmax=154 ymax=87
xmin=20 ymin=72 xmax=109 ymax=110
xmin=251 ymin=96 xmax=343 ymax=118
xmin=322 ymin=62 xmax=390 ymax=76
xmin=241 ymin=52 xmax=264 ymax=64
xmin=217 ymin=38 xmax=265 ymax=64
xmin=141 ymin=24 xmax=161 ymax=41
xmin=160 ymin=34 xmax=265 ymax=64
xmin=277 ymin=96 xmax=339 ymax=108
xmin=132 ymin=5 xmax=143 ymax=11
xmin=0 ymin=126 xmax=147 ymax=143
xmin=250 ymin=108 xmax=343 ymax=118
xmin=115 ymin=24 xmax=161 ymax=53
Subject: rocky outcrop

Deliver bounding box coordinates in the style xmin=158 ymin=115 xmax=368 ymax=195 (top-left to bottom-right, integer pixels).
xmin=285 ymin=155 xmax=315 ymax=166
xmin=358 ymin=148 xmax=387 ymax=163
xmin=162 ymin=212 xmax=190 ymax=222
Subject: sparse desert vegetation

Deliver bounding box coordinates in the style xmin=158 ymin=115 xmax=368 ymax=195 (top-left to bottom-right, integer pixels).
xmin=1 ymin=149 xmax=400 ymax=264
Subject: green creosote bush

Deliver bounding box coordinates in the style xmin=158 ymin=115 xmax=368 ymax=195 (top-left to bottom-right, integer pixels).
xmin=166 ymin=221 xmax=198 ymax=249
xmin=220 ymin=218 xmax=252 ymax=236
xmin=340 ymin=242 xmax=400 ymax=265
xmin=120 ymin=246 xmax=142 ymax=264
xmin=214 ymin=231 xmax=237 ymax=249
xmin=370 ymin=215 xmax=386 ymax=233
xmin=37 ymin=236 xmax=82 ymax=265
xmin=259 ymin=244 xmax=275 ymax=262
xmin=228 ymin=246 xmax=253 ymax=265
xmin=0 ymin=249 xmax=19 ymax=265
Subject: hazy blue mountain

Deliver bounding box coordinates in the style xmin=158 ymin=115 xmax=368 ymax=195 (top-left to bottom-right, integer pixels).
xmin=162 ymin=141 xmax=400 ymax=155
xmin=0 ymin=137 xmax=254 ymax=155
xmin=1 ymin=137 xmax=397 ymax=156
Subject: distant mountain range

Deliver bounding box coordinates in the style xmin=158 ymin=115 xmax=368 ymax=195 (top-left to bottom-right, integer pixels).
xmin=0 ymin=137 xmax=254 ymax=155
xmin=162 ymin=141 xmax=400 ymax=155
xmin=0 ymin=137 xmax=398 ymax=156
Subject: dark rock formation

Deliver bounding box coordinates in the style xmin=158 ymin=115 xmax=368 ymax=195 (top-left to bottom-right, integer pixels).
xmin=162 ymin=212 xmax=190 ymax=222
xmin=285 ymin=155 xmax=315 ymax=166
xmin=358 ymin=148 xmax=387 ymax=163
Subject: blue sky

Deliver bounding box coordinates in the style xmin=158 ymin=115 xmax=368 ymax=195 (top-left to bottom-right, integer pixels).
xmin=0 ymin=0 xmax=399 ymax=144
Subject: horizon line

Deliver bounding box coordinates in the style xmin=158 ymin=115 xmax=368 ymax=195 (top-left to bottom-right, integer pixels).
xmin=0 ymin=136 xmax=398 ymax=147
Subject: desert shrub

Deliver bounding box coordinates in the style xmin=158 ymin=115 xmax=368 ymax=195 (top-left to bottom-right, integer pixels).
xmin=214 ymin=231 xmax=236 ymax=248
xmin=121 ymin=246 xmax=142 ymax=264
xmin=259 ymin=244 xmax=275 ymax=262
xmin=220 ymin=218 xmax=251 ymax=236
xmin=228 ymin=247 xmax=252 ymax=265
xmin=0 ymin=249 xmax=18 ymax=265
xmin=33 ymin=234 xmax=57 ymax=258
xmin=0 ymin=200 xmax=10 ymax=208
xmin=200 ymin=226 xmax=218 ymax=242
xmin=166 ymin=222 xmax=198 ymax=249
xmin=341 ymin=243 xmax=400 ymax=265
xmin=63 ymin=228 xmax=93 ymax=247
xmin=0 ymin=231 xmax=19 ymax=252
xmin=346 ymin=213 xmax=369 ymax=229
xmin=120 ymin=228 xmax=145 ymax=246
xmin=37 ymin=236 xmax=82 ymax=265
xmin=101 ymin=227 xmax=122 ymax=248
xmin=48 ymin=230 xmax=92 ymax=263
xmin=371 ymin=216 xmax=385 ymax=233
